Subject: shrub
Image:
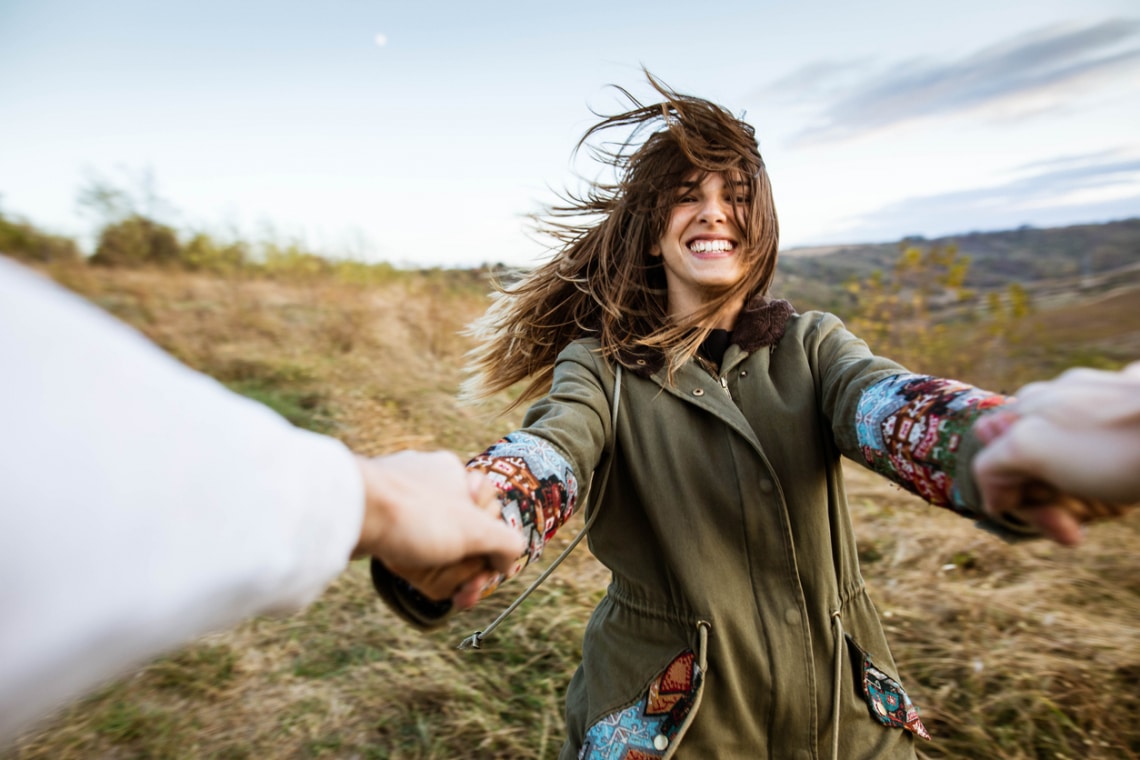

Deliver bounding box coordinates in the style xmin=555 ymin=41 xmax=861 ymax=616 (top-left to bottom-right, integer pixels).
xmin=180 ymin=232 xmax=248 ymax=272
xmin=0 ymin=211 xmax=81 ymax=263
xmin=90 ymin=215 xmax=182 ymax=267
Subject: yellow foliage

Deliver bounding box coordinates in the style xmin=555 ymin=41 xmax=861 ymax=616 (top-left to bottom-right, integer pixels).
xmin=842 ymin=243 xmax=1029 ymax=382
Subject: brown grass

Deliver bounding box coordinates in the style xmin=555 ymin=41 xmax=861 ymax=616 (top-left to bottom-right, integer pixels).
xmin=5 ymin=259 xmax=1138 ymax=759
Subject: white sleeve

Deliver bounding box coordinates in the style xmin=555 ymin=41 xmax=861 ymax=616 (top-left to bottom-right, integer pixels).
xmin=0 ymin=257 xmax=364 ymax=740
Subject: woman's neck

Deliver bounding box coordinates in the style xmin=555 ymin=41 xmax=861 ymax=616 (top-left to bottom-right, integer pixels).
xmin=705 ymin=300 xmax=744 ymax=330
xmin=670 ymin=295 xmax=745 ymax=331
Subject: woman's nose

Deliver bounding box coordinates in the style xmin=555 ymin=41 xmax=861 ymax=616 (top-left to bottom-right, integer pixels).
xmin=698 ymin=196 xmax=729 ymax=223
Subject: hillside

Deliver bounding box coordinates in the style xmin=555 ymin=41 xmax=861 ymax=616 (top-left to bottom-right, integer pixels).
xmin=4 ymin=259 xmax=1139 ymax=760
xmin=778 ymin=217 xmax=1140 ymax=288
xmin=770 ymin=220 xmax=1140 ymax=386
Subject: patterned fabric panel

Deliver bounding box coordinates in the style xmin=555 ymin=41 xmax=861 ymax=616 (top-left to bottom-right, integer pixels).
xmin=855 ymin=373 xmax=1009 ymax=514
xmin=847 ymin=636 xmax=931 ymax=741
xmin=468 ymin=432 xmax=579 ymax=585
xmin=579 ymin=651 xmax=703 ymax=760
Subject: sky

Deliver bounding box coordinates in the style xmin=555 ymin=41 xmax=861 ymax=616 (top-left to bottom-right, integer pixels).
xmin=2 ymin=0 xmax=1139 ymax=268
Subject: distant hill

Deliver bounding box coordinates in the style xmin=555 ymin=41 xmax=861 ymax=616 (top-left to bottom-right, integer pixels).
xmin=777 ymin=218 xmax=1140 ymax=291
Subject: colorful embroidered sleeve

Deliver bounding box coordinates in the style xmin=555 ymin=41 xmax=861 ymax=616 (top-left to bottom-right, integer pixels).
xmin=370 ymin=431 xmax=579 ymax=628
xmin=854 ymin=373 xmax=1010 ymax=516
xmin=467 ymin=431 xmax=580 ymax=587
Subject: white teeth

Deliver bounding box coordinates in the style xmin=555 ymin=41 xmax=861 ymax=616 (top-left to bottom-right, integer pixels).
xmin=689 ymin=239 xmax=733 ymax=253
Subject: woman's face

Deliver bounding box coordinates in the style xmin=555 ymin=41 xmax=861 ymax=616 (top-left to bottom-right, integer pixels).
xmin=652 ymin=171 xmax=749 ymax=319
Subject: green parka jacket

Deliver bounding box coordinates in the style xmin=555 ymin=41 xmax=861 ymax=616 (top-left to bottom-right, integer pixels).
xmin=375 ymin=299 xmax=1015 ymax=760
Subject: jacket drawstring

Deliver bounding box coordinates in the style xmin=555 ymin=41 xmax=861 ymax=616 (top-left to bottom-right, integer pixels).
xmin=458 ymin=364 xmax=623 ymax=651
xmin=830 ymin=608 xmax=844 ymax=760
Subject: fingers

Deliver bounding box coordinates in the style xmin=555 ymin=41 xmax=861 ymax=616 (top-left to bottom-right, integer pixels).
xmin=1014 ymin=367 xmax=1140 ymax=424
xmin=1008 ymin=505 xmax=1083 ymax=547
xmin=467 ymin=469 xmax=498 ymax=509
xmin=460 ymin=511 xmax=525 ymax=575
xmin=453 ymin=570 xmax=502 ymax=610
xmin=975 ymin=416 xmax=1054 ymax=488
xmin=462 ymin=469 xmax=523 ymax=574
xmin=972 ymin=409 xmax=1019 ymax=446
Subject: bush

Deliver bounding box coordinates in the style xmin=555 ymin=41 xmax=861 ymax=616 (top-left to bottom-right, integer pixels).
xmin=180 ymin=232 xmax=248 ymax=272
xmin=91 ymin=215 xmax=182 ymax=267
xmin=0 ymin=211 xmax=81 ymax=263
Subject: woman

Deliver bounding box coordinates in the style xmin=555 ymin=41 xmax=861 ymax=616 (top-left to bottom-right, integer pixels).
xmin=372 ymin=74 xmax=1107 ymax=759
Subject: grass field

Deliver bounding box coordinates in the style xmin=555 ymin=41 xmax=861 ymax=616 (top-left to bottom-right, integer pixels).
xmin=5 ymin=260 xmax=1139 ymax=759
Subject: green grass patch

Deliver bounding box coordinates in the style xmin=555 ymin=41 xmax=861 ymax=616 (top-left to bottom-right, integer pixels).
xmin=293 ymin=642 xmax=385 ymax=679
xmin=91 ymin=699 xmax=197 ymax=757
xmin=145 ymin=643 xmax=239 ymax=699
xmin=226 ymin=379 xmax=333 ymax=433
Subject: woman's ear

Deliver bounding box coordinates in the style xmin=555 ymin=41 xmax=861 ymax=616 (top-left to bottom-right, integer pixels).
xmin=649 ymin=243 xmax=661 ymax=257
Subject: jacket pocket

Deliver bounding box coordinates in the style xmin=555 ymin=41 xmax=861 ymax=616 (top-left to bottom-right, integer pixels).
xmin=846 ymin=634 xmax=930 ymax=741
xmin=578 ymin=629 xmax=707 ymax=760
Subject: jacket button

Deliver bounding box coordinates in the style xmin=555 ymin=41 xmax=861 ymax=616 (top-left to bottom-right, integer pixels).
xmin=692 ymin=388 xmax=705 ymax=397
xmin=653 ymin=734 xmax=669 ymax=751
xmin=785 ymin=607 xmax=799 ymax=625
xmin=740 ymin=369 xmax=748 ymax=377
xmin=759 ymin=479 xmax=774 ymax=494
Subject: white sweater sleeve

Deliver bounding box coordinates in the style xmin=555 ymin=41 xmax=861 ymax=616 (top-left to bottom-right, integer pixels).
xmin=0 ymin=258 xmax=364 ymax=740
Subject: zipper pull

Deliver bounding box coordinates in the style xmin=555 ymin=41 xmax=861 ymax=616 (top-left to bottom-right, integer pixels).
xmin=719 ymin=375 xmax=730 ymax=396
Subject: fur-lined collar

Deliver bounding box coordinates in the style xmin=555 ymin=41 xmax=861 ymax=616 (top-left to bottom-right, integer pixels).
xmin=617 ymin=296 xmax=796 ymax=378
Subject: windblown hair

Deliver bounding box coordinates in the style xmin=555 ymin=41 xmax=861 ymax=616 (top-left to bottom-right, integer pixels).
xmin=462 ymin=72 xmax=779 ymax=407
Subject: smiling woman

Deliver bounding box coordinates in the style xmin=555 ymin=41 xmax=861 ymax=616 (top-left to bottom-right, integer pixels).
xmin=458 ymin=72 xmax=781 ymax=402
xmin=367 ymin=71 xmax=1130 ymax=760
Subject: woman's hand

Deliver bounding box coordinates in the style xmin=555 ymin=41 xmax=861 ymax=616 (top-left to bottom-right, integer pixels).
xmin=973 ymin=363 xmax=1140 ymax=544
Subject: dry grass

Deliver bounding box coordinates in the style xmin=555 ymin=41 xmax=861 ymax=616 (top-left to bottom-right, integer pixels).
xmin=5 ymin=260 xmax=1139 ymax=759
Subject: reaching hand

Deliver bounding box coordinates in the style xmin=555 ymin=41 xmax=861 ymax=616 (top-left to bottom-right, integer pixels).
xmin=973 ymin=363 xmax=1140 ymax=544
xmin=352 ymin=451 xmax=523 ymax=606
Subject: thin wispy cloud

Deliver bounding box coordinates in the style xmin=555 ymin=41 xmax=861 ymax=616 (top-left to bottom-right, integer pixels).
xmin=830 ymin=150 xmax=1140 ymax=242
xmin=753 ymin=58 xmax=870 ymax=99
xmin=763 ymin=19 xmax=1140 ymax=146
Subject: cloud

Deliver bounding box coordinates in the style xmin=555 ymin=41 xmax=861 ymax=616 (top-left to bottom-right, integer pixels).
xmin=763 ymin=19 xmax=1140 ymax=146
xmin=825 ymin=150 xmax=1140 ymax=243
xmin=752 ymin=58 xmax=871 ymax=101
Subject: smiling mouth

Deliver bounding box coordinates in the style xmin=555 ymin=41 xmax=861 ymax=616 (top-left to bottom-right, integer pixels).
xmin=688 ymin=239 xmax=735 ymax=255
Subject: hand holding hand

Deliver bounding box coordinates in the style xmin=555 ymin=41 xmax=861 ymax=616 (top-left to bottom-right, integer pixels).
xmin=352 ymin=451 xmax=522 ymax=606
xmin=973 ymin=363 xmax=1140 ymax=544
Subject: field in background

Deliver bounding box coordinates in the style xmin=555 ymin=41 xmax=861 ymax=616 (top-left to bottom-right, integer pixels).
xmin=4 ymin=255 xmax=1139 ymax=759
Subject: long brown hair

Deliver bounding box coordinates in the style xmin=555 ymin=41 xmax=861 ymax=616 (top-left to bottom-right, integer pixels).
xmin=463 ymin=71 xmax=779 ymax=406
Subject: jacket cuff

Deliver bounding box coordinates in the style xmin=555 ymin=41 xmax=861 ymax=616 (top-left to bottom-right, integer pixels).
xmin=370 ymin=558 xmax=454 ymax=629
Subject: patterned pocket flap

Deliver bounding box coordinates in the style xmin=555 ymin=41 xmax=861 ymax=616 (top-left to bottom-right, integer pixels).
xmin=846 ymin=634 xmax=931 ymax=741
xmin=579 ymin=649 xmax=704 ymax=759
